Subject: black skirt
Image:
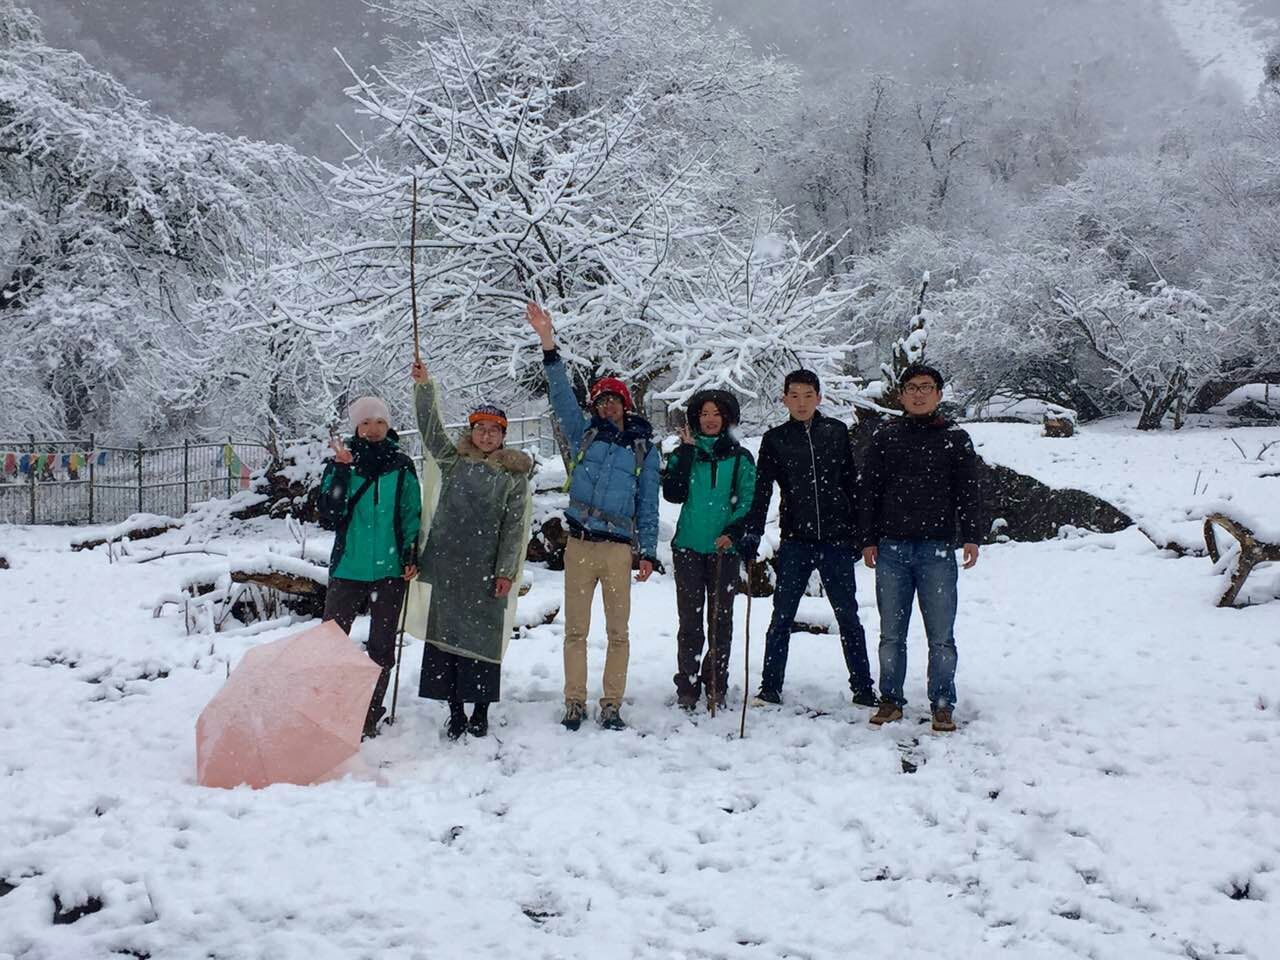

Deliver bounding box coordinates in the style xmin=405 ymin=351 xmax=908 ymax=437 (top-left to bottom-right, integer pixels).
xmin=418 ymin=641 xmax=502 ymax=703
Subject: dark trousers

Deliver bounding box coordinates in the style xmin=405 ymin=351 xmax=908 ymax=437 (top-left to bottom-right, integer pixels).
xmin=323 ymin=576 xmax=407 ymax=669
xmin=760 ymin=541 xmax=873 ymax=698
xmin=673 ymin=548 xmax=739 ymax=705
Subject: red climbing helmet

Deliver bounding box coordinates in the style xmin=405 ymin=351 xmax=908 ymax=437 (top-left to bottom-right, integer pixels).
xmin=588 ymin=376 xmax=634 ymax=411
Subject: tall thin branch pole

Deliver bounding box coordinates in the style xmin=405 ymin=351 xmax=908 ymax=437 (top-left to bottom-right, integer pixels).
xmin=409 ymin=176 xmax=422 ymax=363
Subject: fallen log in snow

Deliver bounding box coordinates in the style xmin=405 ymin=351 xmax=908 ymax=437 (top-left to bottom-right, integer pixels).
xmin=1203 ymin=513 xmax=1280 ymax=607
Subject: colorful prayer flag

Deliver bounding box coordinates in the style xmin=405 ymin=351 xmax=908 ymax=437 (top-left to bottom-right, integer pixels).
xmin=239 ymin=463 xmax=251 ymax=490
xmin=2 ymin=453 xmax=15 ymax=475
xmin=18 ymin=454 xmax=31 ymax=474
xmin=44 ymin=453 xmax=55 ymax=471
xmin=60 ymin=454 xmax=71 ymax=471
xmin=96 ymin=450 xmax=108 ymax=466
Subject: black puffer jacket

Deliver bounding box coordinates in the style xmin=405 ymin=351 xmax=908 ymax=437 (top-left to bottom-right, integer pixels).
xmin=857 ymin=415 xmax=982 ymax=548
xmin=744 ymin=413 xmax=860 ymax=546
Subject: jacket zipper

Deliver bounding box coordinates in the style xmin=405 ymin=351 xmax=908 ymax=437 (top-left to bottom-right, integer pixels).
xmin=806 ymin=420 xmax=822 ymax=539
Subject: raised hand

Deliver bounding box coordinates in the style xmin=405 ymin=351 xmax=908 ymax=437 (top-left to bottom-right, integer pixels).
xmin=525 ymin=301 xmax=555 ymax=349
xmin=678 ymin=425 xmax=694 ymax=445
xmin=329 ymin=436 xmax=353 ymax=465
xmin=410 ymin=359 xmax=430 ymax=384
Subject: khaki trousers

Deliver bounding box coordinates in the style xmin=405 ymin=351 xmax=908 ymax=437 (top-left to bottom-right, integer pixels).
xmin=563 ymin=537 xmax=633 ymax=707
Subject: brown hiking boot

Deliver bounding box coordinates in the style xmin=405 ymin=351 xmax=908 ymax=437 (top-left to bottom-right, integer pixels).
xmin=931 ymin=708 xmax=956 ymax=732
xmin=869 ymin=700 xmax=903 ymax=726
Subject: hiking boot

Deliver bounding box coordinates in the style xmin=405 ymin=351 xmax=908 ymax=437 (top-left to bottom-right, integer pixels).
xmin=361 ymin=667 xmax=392 ymax=739
xmin=599 ymin=704 xmax=627 ymax=731
xmin=851 ymin=688 xmax=878 ymax=708
xmin=869 ymin=700 xmax=904 ymax=726
xmin=931 ymin=707 xmax=956 ymax=732
xmin=445 ymin=701 xmax=468 ymax=740
xmin=468 ymin=702 xmax=490 ymax=738
xmin=753 ymin=688 xmax=782 ymax=706
xmin=560 ymin=701 xmax=586 ymax=731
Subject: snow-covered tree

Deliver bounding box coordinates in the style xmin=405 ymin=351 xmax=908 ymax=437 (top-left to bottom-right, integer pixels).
xmin=0 ymin=4 xmax=320 ymax=438
xmin=283 ymin=5 xmax=845 ymax=420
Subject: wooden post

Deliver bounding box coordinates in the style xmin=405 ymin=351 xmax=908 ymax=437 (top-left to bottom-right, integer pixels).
xmin=226 ymin=436 xmax=233 ymax=500
xmin=28 ymin=434 xmax=36 ymax=525
xmin=136 ymin=441 xmax=144 ymax=515
xmin=183 ymin=439 xmax=190 ymax=515
xmin=87 ymin=432 xmax=95 ymax=525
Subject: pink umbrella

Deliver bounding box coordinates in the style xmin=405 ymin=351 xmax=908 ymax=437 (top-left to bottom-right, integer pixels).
xmin=196 ymin=620 xmax=381 ymax=789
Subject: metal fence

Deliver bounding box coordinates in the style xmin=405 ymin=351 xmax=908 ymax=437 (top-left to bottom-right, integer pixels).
xmin=0 ymin=436 xmax=274 ymax=526
xmin=1 ymin=413 xmax=556 ymax=527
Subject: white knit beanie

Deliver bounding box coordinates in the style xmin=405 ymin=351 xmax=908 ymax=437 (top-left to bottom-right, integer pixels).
xmin=348 ymin=396 xmax=391 ymax=431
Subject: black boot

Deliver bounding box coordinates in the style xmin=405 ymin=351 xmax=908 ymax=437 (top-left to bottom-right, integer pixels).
xmin=362 ymin=667 xmax=392 ymax=740
xmin=468 ymin=701 xmax=490 ymax=738
xmin=446 ymin=700 xmax=468 ymax=740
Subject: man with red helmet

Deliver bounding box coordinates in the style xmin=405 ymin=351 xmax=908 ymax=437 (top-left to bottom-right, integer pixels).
xmin=527 ymin=302 xmax=660 ymax=732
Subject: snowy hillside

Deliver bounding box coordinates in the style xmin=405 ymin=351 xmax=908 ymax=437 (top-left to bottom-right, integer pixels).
xmin=1 ymin=421 xmax=1278 ymax=959
xmin=1164 ymin=0 xmax=1275 ymax=97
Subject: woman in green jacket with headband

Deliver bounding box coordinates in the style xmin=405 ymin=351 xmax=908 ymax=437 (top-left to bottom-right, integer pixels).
xmin=662 ymin=389 xmax=756 ymax=712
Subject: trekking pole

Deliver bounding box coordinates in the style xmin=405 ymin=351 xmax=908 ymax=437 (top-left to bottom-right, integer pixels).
xmin=707 ymin=550 xmax=724 ymax=718
xmin=739 ymin=564 xmax=752 ymax=739
xmin=388 ymin=588 xmax=411 ymax=724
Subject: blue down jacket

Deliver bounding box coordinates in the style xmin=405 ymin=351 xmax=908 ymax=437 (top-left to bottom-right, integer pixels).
xmin=544 ymin=352 xmax=660 ymax=560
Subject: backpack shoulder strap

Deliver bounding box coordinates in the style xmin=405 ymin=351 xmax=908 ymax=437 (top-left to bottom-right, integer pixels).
xmin=631 ymin=437 xmax=650 ymax=477
xmin=345 ymin=474 xmax=376 ymax=520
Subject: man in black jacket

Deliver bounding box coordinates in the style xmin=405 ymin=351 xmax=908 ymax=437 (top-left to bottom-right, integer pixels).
xmin=859 ymin=363 xmax=982 ymax=732
xmin=741 ymin=370 xmax=876 ymax=706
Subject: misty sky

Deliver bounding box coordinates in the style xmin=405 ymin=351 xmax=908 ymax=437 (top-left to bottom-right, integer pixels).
xmin=24 ymin=0 xmax=1280 ymax=159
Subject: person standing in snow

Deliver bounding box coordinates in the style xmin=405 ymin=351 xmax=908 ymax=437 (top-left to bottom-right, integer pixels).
xmin=740 ymin=370 xmax=876 ymax=707
xmin=408 ymin=359 xmax=533 ymax=740
xmin=317 ymin=396 xmax=422 ymax=740
xmin=526 ymin=301 xmax=661 ymax=732
xmin=859 ymin=363 xmax=982 ymax=733
xmin=662 ymin=390 xmax=756 ymax=712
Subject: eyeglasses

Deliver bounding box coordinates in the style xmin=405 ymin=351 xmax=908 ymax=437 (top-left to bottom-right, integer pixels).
xmin=902 ymin=383 xmax=937 ymax=395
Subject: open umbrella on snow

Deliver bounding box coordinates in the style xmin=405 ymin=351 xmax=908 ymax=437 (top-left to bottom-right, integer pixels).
xmin=196 ymin=620 xmax=381 ymax=789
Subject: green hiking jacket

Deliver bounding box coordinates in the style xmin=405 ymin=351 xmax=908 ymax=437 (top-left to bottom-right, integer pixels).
xmin=662 ymin=433 xmax=756 ymax=554
xmin=318 ymin=436 xmax=422 ymax=582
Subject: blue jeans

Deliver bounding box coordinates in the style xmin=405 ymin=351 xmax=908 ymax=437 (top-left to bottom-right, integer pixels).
xmin=760 ymin=541 xmax=873 ymax=697
xmin=874 ymin=538 xmax=959 ymax=710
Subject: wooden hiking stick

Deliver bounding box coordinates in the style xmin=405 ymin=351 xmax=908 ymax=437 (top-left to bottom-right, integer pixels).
xmin=707 ymin=550 xmax=724 ymax=717
xmin=739 ymin=564 xmax=752 ymax=738
xmin=409 ymin=176 xmax=422 ymax=364
xmin=388 ymin=588 xmax=411 ymax=723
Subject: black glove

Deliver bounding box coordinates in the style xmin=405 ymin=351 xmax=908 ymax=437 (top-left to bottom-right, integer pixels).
xmin=738 ymin=534 xmax=760 ymax=562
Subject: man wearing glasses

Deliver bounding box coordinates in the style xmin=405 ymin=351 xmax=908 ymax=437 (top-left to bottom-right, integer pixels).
xmin=526 ymin=302 xmax=660 ymax=732
xmin=859 ymin=364 xmax=982 ymax=732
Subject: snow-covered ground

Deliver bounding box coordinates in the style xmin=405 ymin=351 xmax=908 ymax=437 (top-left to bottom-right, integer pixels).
xmin=1163 ymin=0 xmax=1275 ymax=99
xmin=2 ymin=422 xmax=1279 ymax=960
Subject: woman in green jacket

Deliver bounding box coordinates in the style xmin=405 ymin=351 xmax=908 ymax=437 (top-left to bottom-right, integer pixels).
xmin=317 ymin=396 xmax=422 ymax=739
xmin=409 ymin=360 xmax=533 ymax=740
xmin=662 ymin=389 xmax=756 ymax=711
